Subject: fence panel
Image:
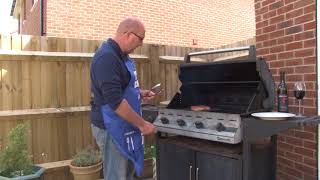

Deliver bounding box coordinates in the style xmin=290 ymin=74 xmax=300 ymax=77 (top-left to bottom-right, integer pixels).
xmin=0 ymin=51 xmax=182 ymax=164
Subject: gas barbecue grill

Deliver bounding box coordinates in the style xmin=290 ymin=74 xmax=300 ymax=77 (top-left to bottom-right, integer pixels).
xmin=141 ymin=46 xmax=320 ymax=180
xmin=153 ymin=46 xmax=275 ymax=144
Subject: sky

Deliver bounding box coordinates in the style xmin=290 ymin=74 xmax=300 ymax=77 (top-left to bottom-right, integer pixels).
xmin=0 ymin=0 xmax=18 ymax=34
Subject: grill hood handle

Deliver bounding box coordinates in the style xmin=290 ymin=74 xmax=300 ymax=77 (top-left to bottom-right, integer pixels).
xmin=184 ymin=45 xmax=256 ymax=63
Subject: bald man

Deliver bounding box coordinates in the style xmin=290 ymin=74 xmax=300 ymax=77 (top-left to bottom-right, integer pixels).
xmin=90 ymin=17 xmax=157 ymax=180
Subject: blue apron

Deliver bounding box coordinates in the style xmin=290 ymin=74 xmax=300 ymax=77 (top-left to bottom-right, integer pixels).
xmin=101 ymin=58 xmax=144 ymax=176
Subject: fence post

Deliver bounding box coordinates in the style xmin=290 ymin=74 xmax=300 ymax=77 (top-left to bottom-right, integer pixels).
xmin=149 ymin=44 xmax=160 ymax=104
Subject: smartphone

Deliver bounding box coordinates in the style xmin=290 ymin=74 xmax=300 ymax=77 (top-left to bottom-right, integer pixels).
xmin=151 ymin=83 xmax=161 ymax=94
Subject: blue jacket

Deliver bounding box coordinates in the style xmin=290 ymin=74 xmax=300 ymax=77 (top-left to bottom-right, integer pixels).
xmin=90 ymin=39 xmax=130 ymax=129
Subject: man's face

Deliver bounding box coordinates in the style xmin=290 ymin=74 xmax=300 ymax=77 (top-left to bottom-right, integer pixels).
xmin=125 ymin=28 xmax=145 ymax=54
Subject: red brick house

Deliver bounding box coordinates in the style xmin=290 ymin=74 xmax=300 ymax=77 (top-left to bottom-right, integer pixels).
xmin=10 ymin=0 xmax=255 ymax=48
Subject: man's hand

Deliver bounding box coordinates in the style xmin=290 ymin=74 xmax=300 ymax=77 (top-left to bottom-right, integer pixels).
xmin=140 ymin=89 xmax=156 ymax=101
xmin=139 ymin=121 xmax=157 ymax=135
xmin=115 ymin=99 xmax=157 ymax=135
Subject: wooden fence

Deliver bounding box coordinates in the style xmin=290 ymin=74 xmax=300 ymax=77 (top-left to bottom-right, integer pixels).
xmin=0 ymin=34 xmax=202 ymax=55
xmin=0 ymin=50 xmax=182 ymax=164
xmin=0 ymin=34 xmax=255 ymax=58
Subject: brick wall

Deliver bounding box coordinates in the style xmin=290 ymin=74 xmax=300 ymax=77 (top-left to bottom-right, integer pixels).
xmin=21 ymin=0 xmax=41 ymax=35
xmin=255 ymin=0 xmax=317 ymax=179
xmin=42 ymin=0 xmax=255 ymax=48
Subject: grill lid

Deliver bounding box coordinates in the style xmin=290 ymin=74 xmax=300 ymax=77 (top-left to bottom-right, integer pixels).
xmin=167 ymin=46 xmax=275 ymax=114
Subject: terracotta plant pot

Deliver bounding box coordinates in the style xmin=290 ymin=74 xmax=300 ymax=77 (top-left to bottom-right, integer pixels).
xmin=135 ymin=158 xmax=153 ymax=179
xmin=69 ymin=161 xmax=102 ymax=180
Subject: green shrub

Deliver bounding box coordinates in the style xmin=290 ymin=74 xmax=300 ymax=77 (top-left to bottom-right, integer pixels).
xmin=144 ymin=145 xmax=153 ymax=159
xmin=71 ymin=146 xmax=101 ymax=167
xmin=0 ymin=123 xmax=33 ymax=178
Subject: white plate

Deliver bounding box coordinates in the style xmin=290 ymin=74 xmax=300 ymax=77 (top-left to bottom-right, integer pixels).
xmin=251 ymin=112 xmax=296 ymax=120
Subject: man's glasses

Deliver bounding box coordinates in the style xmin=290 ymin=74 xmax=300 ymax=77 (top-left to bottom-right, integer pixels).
xmin=130 ymin=32 xmax=144 ymax=41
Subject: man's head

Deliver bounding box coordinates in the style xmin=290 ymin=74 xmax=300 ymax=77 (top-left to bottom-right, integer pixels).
xmin=113 ymin=17 xmax=145 ymax=54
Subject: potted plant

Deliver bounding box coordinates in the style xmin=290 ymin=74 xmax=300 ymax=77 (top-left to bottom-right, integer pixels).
xmin=135 ymin=145 xmax=154 ymax=179
xmin=69 ymin=146 xmax=102 ymax=180
xmin=0 ymin=123 xmax=44 ymax=180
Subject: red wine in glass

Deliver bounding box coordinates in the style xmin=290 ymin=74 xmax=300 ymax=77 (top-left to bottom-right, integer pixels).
xmin=294 ymin=90 xmax=305 ymax=100
xmin=294 ymin=82 xmax=306 ymax=116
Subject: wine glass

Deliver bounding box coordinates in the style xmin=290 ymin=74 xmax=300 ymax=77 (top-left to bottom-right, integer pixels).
xmin=293 ymin=81 xmax=306 ymax=116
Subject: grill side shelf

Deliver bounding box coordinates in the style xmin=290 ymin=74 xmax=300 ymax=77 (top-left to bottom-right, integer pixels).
xmin=243 ymin=116 xmax=320 ymax=141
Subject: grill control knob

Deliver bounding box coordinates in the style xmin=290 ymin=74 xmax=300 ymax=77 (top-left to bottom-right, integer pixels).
xmin=160 ymin=117 xmax=169 ymax=124
xmin=176 ymin=119 xmax=186 ymax=127
xmin=146 ymin=115 xmax=154 ymax=123
xmin=195 ymin=121 xmax=204 ymax=129
xmin=216 ymin=122 xmax=226 ymax=132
